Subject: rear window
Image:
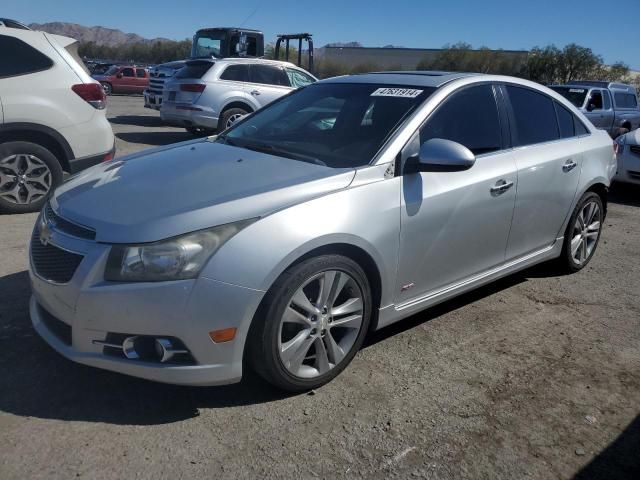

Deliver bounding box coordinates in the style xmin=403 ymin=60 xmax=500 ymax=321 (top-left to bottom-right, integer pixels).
xmin=550 ymin=86 xmax=587 ymax=108
xmin=614 ymin=93 xmax=638 ymax=108
xmin=220 ymin=64 xmax=249 ymax=82
xmin=506 ymin=85 xmax=559 ymax=146
xmin=0 ymin=34 xmax=53 ymax=78
xmin=176 ymin=61 xmax=214 ymax=79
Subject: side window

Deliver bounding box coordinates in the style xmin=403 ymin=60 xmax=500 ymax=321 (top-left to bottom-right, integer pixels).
xmin=602 ymin=90 xmax=612 ymax=110
xmin=250 ymin=65 xmax=289 ymax=86
xmin=121 ymin=68 xmax=134 ymax=77
xmin=286 ymin=68 xmax=315 ymax=88
xmin=574 ymin=118 xmax=589 ymax=136
xmin=0 ymin=34 xmax=53 ymax=78
xmin=220 ymin=64 xmax=250 ymax=82
xmin=588 ymin=90 xmax=603 ymax=110
xmin=614 ymin=93 xmax=638 ymax=108
xmin=420 ymin=85 xmax=502 ymax=156
xmin=136 ymin=68 xmax=146 ymax=77
xmin=554 ymin=102 xmax=575 ymax=138
xmin=505 ymin=85 xmax=559 ymax=146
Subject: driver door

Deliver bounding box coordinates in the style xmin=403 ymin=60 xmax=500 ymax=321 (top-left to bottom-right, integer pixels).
xmin=396 ymin=84 xmax=517 ymax=304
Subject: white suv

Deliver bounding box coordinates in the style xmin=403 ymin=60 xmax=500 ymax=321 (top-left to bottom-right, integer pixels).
xmin=160 ymin=58 xmax=316 ymax=135
xmin=0 ymin=27 xmax=115 ymax=214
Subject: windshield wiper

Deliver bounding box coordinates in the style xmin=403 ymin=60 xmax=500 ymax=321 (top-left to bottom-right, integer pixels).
xmin=239 ymin=141 xmax=326 ymax=166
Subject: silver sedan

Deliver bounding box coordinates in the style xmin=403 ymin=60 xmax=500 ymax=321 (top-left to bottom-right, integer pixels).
xmin=29 ymin=72 xmax=616 ymax=391
xmin=615 ymin=129 xmax=640 ymax=185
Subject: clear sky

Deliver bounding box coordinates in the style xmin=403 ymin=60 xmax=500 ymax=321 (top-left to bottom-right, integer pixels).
xmin=4 ymin=0 xmax=639 ymax=69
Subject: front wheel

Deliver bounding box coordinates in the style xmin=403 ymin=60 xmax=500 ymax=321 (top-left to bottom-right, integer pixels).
xmin=557 ymin=191 xmax=604 ymax=272
xmin=248 ymin=255 xmax=372 ymax=391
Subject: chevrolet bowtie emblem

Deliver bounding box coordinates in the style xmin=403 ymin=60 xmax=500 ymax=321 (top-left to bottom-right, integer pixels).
xmin=39 ymin=218 xmax=55 ymax=246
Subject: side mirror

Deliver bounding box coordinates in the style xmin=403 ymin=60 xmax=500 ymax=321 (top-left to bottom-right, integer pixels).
xmin=116 ymin=73 xmax=123 ymax=79
xmin=586 ymin=103 xmax=595 ymax=112
xmin=406 ymin=138 xmax=476 ymax=174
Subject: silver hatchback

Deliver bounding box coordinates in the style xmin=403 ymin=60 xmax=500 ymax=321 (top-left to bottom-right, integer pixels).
xmin=160 ymin=58 xmax=316 ymax=135
xmin=30 ymin=72 xmax=616 ymax=391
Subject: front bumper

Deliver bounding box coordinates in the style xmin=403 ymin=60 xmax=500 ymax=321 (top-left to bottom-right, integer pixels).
xmin=144 ymin=90 xmax=162 ymax=110
xmin=160 ymin=101 xmax=219 ymax=130
xmin=29 ymin=219 xmax=264 ymax=386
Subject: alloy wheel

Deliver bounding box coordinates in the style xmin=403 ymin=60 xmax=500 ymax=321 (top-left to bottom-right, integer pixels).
xmin=570 ymin=200 xmax=601 ymax=265
xmin=278 ymin=270 xmax=364 ymax=379
xmin=0 ymin=153 xmax=52 ymax=205
xmin=226 ymin=113 xmax=245 ymax=129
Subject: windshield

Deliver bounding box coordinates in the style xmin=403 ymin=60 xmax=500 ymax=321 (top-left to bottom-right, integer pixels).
xmin=104 ymin=65 xmax=119 ymax=76
xmin=192 ymin=31 xmax=226 ymax=58
xmin=550 ymin=86 xmax=588 ymax=108
xmin=218 ymin=83 xmax=435 ymax=168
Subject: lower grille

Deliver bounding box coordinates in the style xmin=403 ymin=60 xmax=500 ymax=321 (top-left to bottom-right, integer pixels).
xmin=30 ymin=229 xmax=84 ymax=283
xmin=628 ymin=170 xmax=640 ymax=180
xmin=38 ymin=303 xmax=72 ymax=345
xmin=629 ymin=145 xmax=640 ymax=156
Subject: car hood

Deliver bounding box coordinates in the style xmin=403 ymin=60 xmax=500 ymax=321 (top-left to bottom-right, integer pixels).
xmin=52 ymin=140 xmax=356 ymax=243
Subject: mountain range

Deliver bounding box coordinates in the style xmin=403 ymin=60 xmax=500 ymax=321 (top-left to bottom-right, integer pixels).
xmin=28 ymin=22 xmax=172 ymax=46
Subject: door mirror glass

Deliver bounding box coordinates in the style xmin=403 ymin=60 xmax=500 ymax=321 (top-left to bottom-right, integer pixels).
xmin=407 ymin=138 xmax=476 ymax=173
xmin=586 ymin=103 xmax=595 ymax=112
xmin=116 ymin=73 xmax=123 ymax=78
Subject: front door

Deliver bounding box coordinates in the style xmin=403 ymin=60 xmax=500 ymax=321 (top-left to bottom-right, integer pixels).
xmin=396 ymin=84 xmax=517 ymax=304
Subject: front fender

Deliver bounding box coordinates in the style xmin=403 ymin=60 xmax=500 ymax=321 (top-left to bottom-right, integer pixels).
xmin=200 ymin=174 xmax=402 ymax=309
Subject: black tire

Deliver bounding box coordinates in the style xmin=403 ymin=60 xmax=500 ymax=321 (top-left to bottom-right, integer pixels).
xmin=101 ymin=82 xmax=112 ymax=95
xmin=0 ymin=141 xmax=63 ymax=214
xmin=186 ymin=126 xmax=216 ymax=136
xmin=218 ymin=107 xmax=249 ymax=133
xmin=248 ymin=255 xmax=372 ymax=392
xmin=556 ymin=191 xmax=604 ymax=273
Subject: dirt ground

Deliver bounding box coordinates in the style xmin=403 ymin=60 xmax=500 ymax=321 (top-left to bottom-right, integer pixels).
xmin=0 ymin=95 xmax=639 ymax=479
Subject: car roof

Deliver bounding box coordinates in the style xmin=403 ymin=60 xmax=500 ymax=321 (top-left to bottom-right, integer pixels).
xmin=320 ymin=71 xmax=478 ymax=88
xmin=215 ymin=57 xmax=297 ymax=67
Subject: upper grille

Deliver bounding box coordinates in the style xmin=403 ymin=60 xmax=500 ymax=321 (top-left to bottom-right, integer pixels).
xmin=30 ymin=228 xmax=84 ymax=283
xmin=629 ymin=145 xmax=640 ymax=156
xmin=44 ymin=203 xmax=96 ymax=240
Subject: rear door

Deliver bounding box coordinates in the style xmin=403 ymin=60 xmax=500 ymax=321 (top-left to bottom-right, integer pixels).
xmin=247 ymin=64 xmax=293 ymax=108
xmin=502 ymin=85 xmax=583 ymax=260
xmin=134 ymin=68 xmax=148 ymax=94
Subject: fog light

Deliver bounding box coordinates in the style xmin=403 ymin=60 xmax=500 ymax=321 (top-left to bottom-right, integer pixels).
xmin=209 ymin=328 xmax=237 ymax=343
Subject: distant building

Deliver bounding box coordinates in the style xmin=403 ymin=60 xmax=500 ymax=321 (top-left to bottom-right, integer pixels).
xmin=315 ymin=45 xmax=529 ymax=71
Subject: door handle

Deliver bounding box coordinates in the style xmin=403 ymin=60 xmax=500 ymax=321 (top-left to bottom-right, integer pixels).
xmin=251 ymin=90 xmax=261 ymax=96
xmin=490 ymin=180 xmax=514 ymax=196
xmin=563 ymin=159 xmax=577 ymax=172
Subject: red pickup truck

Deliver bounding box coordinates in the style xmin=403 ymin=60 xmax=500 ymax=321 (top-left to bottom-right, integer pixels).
xmin=92 ymin=65 xmax=149 ymax=95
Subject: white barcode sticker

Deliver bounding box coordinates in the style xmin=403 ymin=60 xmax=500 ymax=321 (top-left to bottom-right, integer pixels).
xmin=371 ymin=87 xmax=423 ymax=98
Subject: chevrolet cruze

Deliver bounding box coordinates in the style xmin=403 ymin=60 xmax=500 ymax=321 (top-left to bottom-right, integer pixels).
xmin=29 ymin=72 xmax=616 ymax=391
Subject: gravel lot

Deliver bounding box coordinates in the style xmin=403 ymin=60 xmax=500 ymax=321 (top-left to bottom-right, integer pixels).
xmin=1 ymin=95 xmax=639 ymax=479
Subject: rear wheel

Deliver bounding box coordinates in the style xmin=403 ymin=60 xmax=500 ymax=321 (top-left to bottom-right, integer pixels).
xmin=0 ymin=141 xmax=63 ymax=214
xmin=557 ymin=192 xmax=604 ymax=272
xmin=248 ymin=255 xmax=372 ymax=391
xmin=101 ymin=82 xmax=112 ymax=95
xmin=218 ymin=107 xmax=249 ymax=133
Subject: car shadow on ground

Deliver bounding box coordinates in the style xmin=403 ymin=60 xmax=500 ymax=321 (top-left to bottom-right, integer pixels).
xmin=609 ymin=183 xmax=640 ymax=208
xmin=0 ymin=261 xmax=565 ymax=426
xmin=108 ymin=115 xmax=165 ymax=128
xmin=116 ymin=131 xmax=197 ymax=146
xmin=573 ymin=414 xmax=640 ymax=479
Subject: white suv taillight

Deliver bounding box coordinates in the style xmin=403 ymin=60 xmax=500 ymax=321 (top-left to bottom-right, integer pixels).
xmin=72 ymin=83 xmax=107 ymax=110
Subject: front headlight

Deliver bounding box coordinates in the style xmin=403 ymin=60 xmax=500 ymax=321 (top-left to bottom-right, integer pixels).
xmin=105 ymin=219 xmax=256 ymax=282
